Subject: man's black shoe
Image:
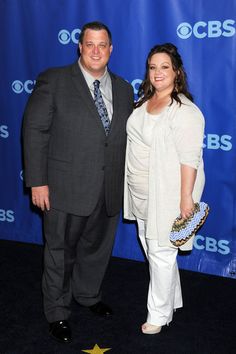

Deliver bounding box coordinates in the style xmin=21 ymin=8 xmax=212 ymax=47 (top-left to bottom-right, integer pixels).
xmin=49 ymin=320 xmax=72 ymax=343
xmin=89 ymin=301 xmax=113 ymax=317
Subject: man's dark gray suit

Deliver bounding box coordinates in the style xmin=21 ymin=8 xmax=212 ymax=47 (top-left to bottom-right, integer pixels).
xmin=23 ymin=62 xmax=134 ymax=322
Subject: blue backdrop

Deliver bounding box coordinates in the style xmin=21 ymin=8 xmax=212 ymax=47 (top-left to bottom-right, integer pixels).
xmin=0 ymin=0 xmax=235 ymax=278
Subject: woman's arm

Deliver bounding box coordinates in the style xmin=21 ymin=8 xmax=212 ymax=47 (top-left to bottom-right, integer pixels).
xmin=171 ymin=102 xmax=205 ymax=218
xmin=180 ymin=164 xmax=196 ymax=219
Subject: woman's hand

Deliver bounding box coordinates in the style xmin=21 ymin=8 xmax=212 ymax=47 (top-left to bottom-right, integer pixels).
xmin=180 ymin=195 xmax=194 ymax=219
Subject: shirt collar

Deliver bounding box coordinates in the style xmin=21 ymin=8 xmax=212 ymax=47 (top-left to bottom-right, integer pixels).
xmin=78 ymin=59 xmax=109 ymax=90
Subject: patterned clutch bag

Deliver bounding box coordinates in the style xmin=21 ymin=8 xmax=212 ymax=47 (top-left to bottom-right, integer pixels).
xmin=170 ymin=202 xmax=209 ymax=247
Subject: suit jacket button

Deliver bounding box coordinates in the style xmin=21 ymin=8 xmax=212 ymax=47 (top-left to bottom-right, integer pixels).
xmin=105 ymin=142 xmax=108 ymax=147
xmin=102 ymin=166 xmax=105 ymax=170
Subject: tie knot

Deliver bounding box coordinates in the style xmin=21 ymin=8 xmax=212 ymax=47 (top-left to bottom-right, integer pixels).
xmin=93 ymin=80 xmax=100 ymax=88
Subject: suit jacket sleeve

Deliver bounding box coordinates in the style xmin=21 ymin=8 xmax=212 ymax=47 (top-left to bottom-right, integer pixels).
xmin=23 ymin=69 xmax=55 ymax=187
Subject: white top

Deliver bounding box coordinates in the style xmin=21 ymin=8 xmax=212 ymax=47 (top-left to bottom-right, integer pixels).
xmin=124 ymin=94 xmax=205 ymax=251
xmin=126 ymin=110 xmax=162 ymax=219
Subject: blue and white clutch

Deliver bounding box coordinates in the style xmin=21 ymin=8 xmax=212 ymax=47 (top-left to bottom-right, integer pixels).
xmin=170 ymin=202 xmax=209 ymax=247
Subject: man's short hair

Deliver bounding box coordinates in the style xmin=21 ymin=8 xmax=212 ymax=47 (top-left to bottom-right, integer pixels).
xmin=79 ymin=21 xmax=112 ymax=44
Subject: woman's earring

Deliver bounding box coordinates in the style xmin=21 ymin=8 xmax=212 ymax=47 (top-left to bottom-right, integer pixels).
xmin=174 ymin=78 xmax=179 ymax=93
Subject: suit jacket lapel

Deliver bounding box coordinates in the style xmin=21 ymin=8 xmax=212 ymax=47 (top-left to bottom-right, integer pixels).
xmin=70 ymin=62 xmax=106 ymax=134
xmin=109 ymin=72 xmax=119 ymax=135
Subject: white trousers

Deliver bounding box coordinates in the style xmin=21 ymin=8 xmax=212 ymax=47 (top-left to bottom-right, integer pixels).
xmin=137 ymin=218 xmax=183 ymax=326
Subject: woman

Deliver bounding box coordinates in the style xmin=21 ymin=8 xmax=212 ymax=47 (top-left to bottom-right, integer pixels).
xmin=124 ymin=43 xmax=205 ymax=334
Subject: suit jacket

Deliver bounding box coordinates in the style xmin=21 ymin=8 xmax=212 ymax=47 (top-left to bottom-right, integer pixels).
xmin=23 ymin=62 xmax=134 ymax=216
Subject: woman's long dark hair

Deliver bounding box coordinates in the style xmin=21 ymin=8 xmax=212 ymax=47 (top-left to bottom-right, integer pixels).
xmin=135 ymin=43 xmax=193 ymax=108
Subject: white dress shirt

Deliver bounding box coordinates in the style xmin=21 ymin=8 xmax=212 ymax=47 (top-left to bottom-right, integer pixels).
xmin=78 ymin=59 xmax=113 ymax=121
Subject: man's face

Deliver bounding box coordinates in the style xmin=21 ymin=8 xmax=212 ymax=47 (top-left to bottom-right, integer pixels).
xmin=79 ymin=29 xmax=113 ymax=78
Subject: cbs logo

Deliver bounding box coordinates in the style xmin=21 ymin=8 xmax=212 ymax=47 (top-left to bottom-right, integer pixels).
xmin=0 ymin=125 xmax=9 ymax=138
xmin=58 ymin=28 xmax=81 ymax=44
xmin=20 ymin=170 xmax=24 ymax=181
xmin=203 ymin=134 xmax=232 ymax=151
xmin=12 ymin=80 xmax=36 ymax=94
xmin=131 ymin=79 xmax=142 ymax=95
xmin=194 ymin=235 xmax=230 ymax=255
xmin=177 ymin=19 xmax=235 ymax=39
xmin=0 ymin=209 xmax=15 ymax=223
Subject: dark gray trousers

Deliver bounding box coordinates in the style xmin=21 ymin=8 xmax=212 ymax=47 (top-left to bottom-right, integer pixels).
xmin=42 ymin=192 xmax=119 ymax=323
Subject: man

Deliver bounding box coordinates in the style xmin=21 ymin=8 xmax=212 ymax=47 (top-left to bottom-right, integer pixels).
xmin=23 ymin=21 xmax=133 ymax=343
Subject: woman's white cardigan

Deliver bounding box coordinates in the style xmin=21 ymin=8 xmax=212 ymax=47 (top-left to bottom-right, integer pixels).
xmin=124 ymin=94 xmax=205 ymax=251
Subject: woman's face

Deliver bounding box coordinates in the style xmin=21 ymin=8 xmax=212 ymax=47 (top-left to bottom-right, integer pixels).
xmin=148 ymin=52 xmax=176 ymax=94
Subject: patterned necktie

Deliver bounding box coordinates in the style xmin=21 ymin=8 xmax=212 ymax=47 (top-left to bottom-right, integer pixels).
xmin=93 ymin=80 xmax=110 ymax=135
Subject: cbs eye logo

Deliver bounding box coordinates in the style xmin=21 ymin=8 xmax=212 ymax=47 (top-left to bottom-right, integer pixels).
xmin=131 ymin=79 xmax=142 ymax=95
xmin=20 ymin=170 xmax=24 ymax=181
xmin=177 ymin=22 xmax=192 ymax=39
xmin=12 ymin=80 xmax=36 ymax=94
xmin=58 ymin=28 xmax=81 ymax=44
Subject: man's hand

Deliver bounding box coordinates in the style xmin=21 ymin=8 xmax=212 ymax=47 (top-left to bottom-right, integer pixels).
xmin=31 ymin=185 xmax=50 ymax=211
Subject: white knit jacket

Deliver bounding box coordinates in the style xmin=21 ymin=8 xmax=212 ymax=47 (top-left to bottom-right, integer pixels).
xmin=124 ymin=94 xmax=205 ymax=251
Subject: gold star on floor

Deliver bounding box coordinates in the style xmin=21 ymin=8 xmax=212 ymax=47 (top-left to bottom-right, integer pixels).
xmin=81 ymin=344 xmax=111 ymax=354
